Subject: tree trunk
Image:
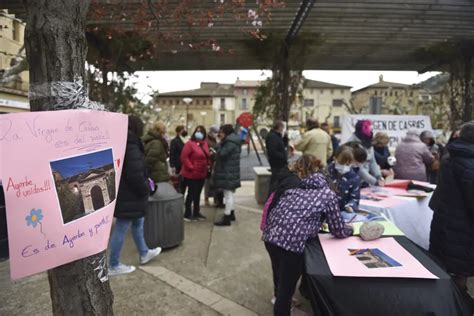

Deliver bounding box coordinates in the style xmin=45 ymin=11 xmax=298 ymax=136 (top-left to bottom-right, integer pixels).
xmin=23 ymin=0 xmax=114 ymax=314
xmin=462 ymin=54 xmax=472 ymax=122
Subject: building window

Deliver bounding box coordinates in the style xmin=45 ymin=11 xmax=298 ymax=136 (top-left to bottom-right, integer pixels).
xmin=196 ymin=100 xmax=200 ymax=105
xmin=243 ymin=89 xmax=248 ymax=95
xmin=389 ymin=91 xmax=393 ymax=97
xmin=330 ymin=89 xmax=334 ymax=94
xmin=303 ymin=99 xmax=314 ymax=107
xmin=384 ymin=91 xmax=388 ymax=97
xmin=12 ymin=20 xmax=21 ymax=42
xmin=374 ymin=91 xmax=378 ymax=96
xmin=369 ymin=96 xmax=382 ymax=114
xmin=395 ymin=91 xmax=398 ymax=97
xmin=187 ymin=113 xmax=194 ymax=121
xmin=310 ymin=89 xmax=314 ymax=94
xmin=332 ymin=99 xmax=343 ymax=107
xmin=340 ymin=89 xmax=344 ymax=94
xmin=410 ymin=91 xmax=414 ymax=97
xmin=220 ymin=113 xmax=226 ymax=125
xmin=241 ymin=98 xmax=247 ymax=110
xmin=320 ymin=89 xmax=324 ymax=94
xmin=333 ymin=116 xmax=341 ymax=129
xmin=220 ymin=98 xmax=225 ymax=110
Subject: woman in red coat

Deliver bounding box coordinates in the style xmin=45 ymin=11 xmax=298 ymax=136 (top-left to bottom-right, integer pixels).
xmin=180 ymin=125 xmax=210 ymax=221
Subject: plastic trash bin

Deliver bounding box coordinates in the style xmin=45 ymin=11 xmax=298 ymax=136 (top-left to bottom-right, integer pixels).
xmin=144 ymin=182 xmax=184 ymax=249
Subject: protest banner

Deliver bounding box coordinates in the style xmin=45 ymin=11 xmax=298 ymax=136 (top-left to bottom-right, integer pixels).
xmin=341 ymin=115 xmax=432 ymax=147
xmin=0 ymin=110 xmax=127 ymax=279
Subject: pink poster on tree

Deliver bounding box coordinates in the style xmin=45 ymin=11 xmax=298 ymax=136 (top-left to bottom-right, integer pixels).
xmin=1 ymin=110 xmax=127 ymax=279
xmin=319 ymin=234 xmax=438 ymax=279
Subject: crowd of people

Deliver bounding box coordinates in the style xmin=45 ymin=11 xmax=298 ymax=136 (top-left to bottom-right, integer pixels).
xmin=108 ymin=113 xmax=473 ymax=314
xmin=263 ymin=117 xmax=474 ymax=315
xmin=109 ymin=117 xmax=243 ymax=275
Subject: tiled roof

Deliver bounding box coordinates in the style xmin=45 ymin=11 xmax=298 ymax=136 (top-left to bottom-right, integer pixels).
xmin=158 ymin=82 xmax=234 ymax=97
xmin=303 ymin=79 xmax=351 ymax=89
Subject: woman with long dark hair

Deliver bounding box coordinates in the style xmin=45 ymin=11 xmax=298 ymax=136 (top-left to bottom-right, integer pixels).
xmin=109 ymin=116 xmax=161 ymax=276
xmin=180 ymin=125 xmax=210 ymax=221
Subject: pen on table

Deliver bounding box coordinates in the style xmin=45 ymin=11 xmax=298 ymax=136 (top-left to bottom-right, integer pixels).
xmin=350 ymin=248 xmax=369 ymax=256
xmin=347 ymin=214 xmax=357 ymax=224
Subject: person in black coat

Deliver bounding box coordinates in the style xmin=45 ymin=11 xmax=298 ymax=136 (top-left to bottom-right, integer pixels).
xmin=214 ymin=124 xmax=242 ymax=226
xmin=169 ymin=125 xmax=187 ymax=193
xmin=429 ymin=121 xmax=474 ymax=307
xmin=266 ymin=120 xmax=288 ymax=193
xmin=109 ymin=116 xmax=161 ymax=276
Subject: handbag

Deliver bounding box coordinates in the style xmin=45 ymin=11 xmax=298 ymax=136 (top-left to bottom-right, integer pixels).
xmin=198 ymin=143 xmax=212 ymax=178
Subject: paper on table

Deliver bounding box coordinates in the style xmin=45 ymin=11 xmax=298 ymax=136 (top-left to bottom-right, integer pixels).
xmin=1 ymin=110 xmax=128 ymax=280
xmin=322 ymin=213 xmax=404 ymax=236
xmin=319 ymin=235 xmax=438 ymax=279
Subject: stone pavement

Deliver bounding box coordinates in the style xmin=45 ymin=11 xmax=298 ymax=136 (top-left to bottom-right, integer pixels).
xmin=0 ymin=181 xmax=312 ymax=315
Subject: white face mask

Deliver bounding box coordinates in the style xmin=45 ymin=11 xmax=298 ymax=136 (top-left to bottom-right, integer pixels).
xmin=335 ymin=163 xmax=351 ymax=175
xmin=195 ymin=132 xmax=204 ymax=140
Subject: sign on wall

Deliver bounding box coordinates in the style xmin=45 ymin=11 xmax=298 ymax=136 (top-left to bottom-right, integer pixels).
xmin=341 ymin=114 xmax=432 ymax=147
xmin=0 ymin=110 xmax=127 ymax=279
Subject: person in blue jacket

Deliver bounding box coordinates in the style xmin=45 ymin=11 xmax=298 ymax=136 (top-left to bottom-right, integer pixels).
xmin=327 ymin=145 xmax=361 ymax=216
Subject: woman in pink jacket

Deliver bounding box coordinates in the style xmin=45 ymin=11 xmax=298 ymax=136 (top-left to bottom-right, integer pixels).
xmin=180 ymin=125 xmax=210 ymax=221
xmin=393 ymin=129 xmax=434 ymax=182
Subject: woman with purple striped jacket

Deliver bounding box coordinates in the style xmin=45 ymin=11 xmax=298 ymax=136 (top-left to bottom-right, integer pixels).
xmin=262 ymin=155 xmax=353 ymax=316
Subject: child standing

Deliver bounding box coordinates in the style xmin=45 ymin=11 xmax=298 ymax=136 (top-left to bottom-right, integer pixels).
xmin=327 ymin=145 xmax=362 ymax=216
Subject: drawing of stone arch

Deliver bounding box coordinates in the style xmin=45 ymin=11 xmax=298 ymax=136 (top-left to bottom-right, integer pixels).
xmin=80 ymin=175 xmax=111 ymax=213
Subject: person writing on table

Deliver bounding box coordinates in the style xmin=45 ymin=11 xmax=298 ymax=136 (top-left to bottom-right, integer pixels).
xmin=262 ymin=155 xmax=353 ymax=316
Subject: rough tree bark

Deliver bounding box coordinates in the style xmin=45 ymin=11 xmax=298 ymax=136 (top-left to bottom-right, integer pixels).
xmin=23 ymin=0 xmax=114 ymax=314
xmin=462 ymin=53 xmax=472 ymax=122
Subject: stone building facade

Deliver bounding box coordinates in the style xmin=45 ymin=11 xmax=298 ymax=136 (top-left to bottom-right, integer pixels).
xmin=0 ymin=10 xmax=29 ymax=113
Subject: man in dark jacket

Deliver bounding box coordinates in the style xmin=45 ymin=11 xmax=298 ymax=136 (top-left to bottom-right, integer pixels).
xmin=429 ymin=121 xmax=474 ymax=309
xmin=109 ymin=116 xmax=161 ymax=276
xmin=170 ymin=125 xmax=187 ymax=193
xmin=214 ymin=124 xmax=242 ymax=226
xmin=266 ymin=120 xmax=288 ymax=193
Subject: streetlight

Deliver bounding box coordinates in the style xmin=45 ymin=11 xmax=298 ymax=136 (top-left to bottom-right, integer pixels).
xmin=183 ymin=97 xmax=192 ymax=128
xmin=200 ymin=111 xmax=207 ymax=125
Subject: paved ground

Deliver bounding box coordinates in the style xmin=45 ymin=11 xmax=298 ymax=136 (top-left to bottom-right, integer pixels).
xmin=240 ymin=150 xmax=269 ymax=181
xmin=0 ymin=181 xmax=311 ymax=316
xmin=1 ymin=181 xmax=473 ymax=315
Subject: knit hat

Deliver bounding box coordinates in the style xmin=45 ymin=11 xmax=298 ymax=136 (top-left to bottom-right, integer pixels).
xmin=354 ymin=120 xmax=373 ymax=148
xmin=208 ymin=125 xmax=219 ymax=134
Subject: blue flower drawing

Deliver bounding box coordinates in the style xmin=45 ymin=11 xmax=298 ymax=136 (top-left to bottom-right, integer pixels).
xmin=26 ymin=208 xmax=44 ymax=228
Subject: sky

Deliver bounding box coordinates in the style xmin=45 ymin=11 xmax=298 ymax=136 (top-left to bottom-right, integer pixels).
xmin=131 ymin=70 xmax=440 ymax=104
xmin=51 ymin=149 xmax=114 ymax=178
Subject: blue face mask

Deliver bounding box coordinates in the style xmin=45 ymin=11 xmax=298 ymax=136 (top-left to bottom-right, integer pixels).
xmin=195 ymin=132 xmax=204 ymax=140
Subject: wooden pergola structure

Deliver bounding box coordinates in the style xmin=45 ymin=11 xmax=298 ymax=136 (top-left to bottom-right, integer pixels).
xmin=3 ymin=0 xmax=474 ymax=72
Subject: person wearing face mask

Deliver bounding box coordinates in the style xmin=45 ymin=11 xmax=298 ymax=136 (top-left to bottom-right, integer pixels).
xmin=143 ymin=121 xmax=171 ymax=184
xmin=204 ymin=125 xmax=219 ymax=206
xmin=327 ymin=146 xmax=361 ymax=217
xmin=170 ymin=125 xmax=188 ymax=193
xmin=214 ymin=124 xmax=242 ymax=226
xmin=180 ymin=126 xmax=210 ymax=221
